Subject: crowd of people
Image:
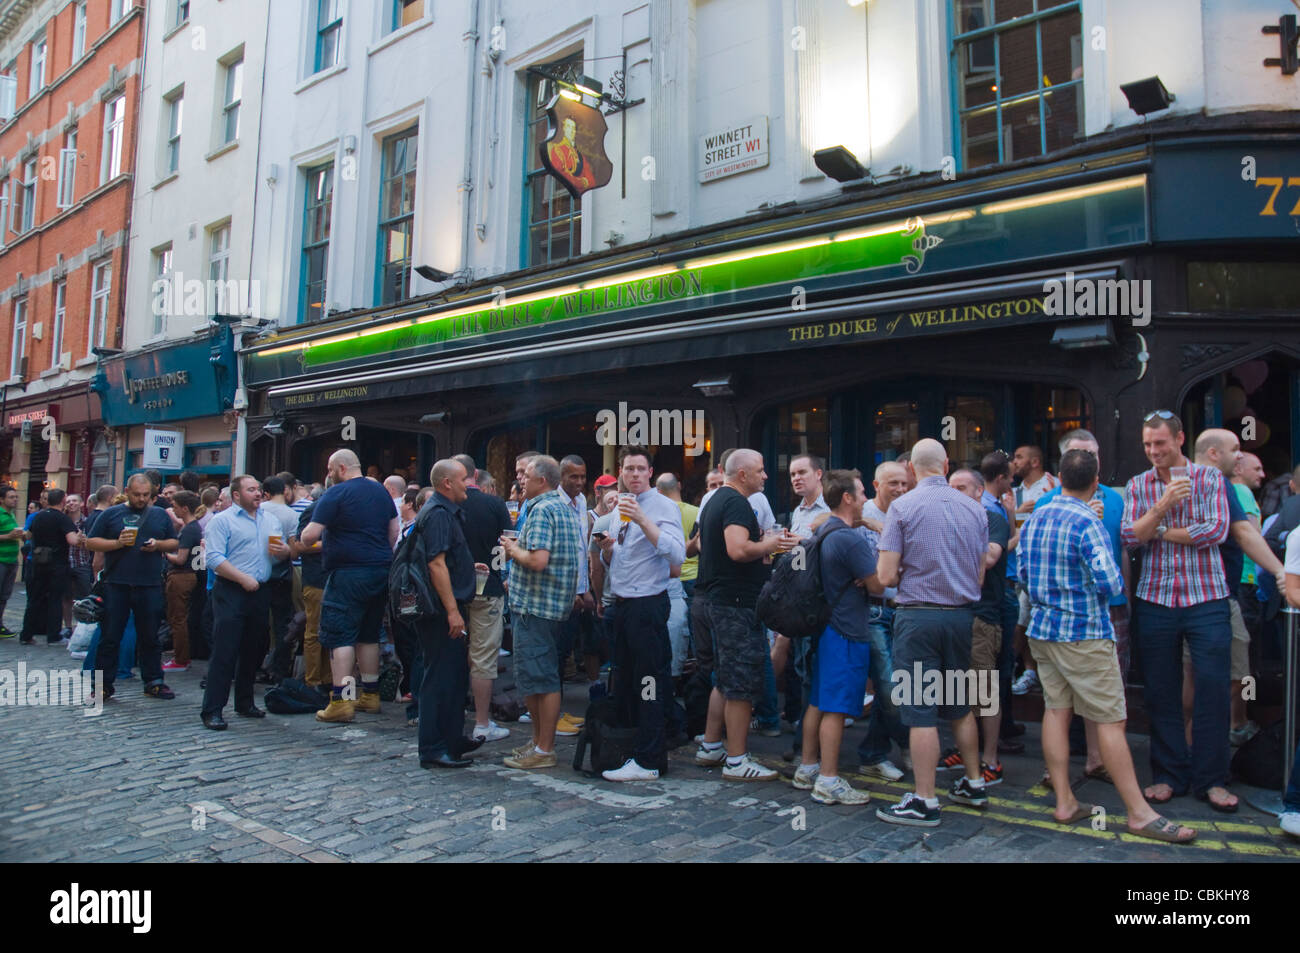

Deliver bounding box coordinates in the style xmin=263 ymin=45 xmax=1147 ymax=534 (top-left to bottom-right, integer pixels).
xmin=6 ymin=409 xmax=1300 ymax=845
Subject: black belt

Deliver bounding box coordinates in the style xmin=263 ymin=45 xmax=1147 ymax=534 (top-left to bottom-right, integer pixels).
xmin=897 ymin=602 xmax=974 ymax=611
xmin=615 ymin=591 xmax=668 ymax=604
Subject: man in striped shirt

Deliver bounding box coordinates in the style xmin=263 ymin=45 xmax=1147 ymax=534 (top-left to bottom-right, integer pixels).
xmin=1021 ymin=449 xmax=1195 ymax=842
xmin=1121 ymin=410 xmax=1235 ymax=812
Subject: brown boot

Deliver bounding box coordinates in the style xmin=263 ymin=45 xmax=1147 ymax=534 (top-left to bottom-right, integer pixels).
xmin=355 ymin=691 xmax=381 ymax=714
xmin=316 ymin=698 xmax=355 ymax=723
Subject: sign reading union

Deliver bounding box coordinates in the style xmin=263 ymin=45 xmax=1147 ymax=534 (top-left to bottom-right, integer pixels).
xmin=786 ymin=295 xmax=1048 ymax=345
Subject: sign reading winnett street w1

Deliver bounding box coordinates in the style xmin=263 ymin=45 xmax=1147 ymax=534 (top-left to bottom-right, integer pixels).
xmin=698 ymin=116 xmax=769 ymax=182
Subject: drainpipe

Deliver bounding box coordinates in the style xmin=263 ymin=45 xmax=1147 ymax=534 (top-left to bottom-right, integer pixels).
xmin=460 ymin=0 xmax=480 ymax=275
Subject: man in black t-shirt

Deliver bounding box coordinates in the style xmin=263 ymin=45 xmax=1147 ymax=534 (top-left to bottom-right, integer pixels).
xmin=20 ymin=488 xmax=80 ymax=645
xmin=693 ymin=449 xmax=796 ymax=782
xmin=84 ymin=474 xmax=180 ymax=700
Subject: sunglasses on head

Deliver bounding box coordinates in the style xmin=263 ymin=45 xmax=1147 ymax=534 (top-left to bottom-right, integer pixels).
xmin=1143 ymin=409 xmax=1176 ymax=424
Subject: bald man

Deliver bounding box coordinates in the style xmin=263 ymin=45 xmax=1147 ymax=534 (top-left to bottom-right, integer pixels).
xmin=302 ymin=449 xmax=401 ymax=722
xmin=385 ymin=475 xmax=407 ymax=516
xmin=875 ymin=439 xmax=990 ymax=827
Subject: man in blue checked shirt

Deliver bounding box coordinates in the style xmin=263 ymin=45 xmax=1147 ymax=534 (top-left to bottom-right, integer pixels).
xmin=1019 ymin=449 xmax=1195 ymax=844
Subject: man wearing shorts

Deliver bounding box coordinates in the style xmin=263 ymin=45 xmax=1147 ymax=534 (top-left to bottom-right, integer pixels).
xmin=692 ymin=449 xmax=795 ymax=782
xmin=1021 ymin=449 xmax=1195 ymax=843
xmin=793 ymin=470 xmax=881 ymax=805
xmin=300 ymin=449 xmax=399 ymax=723
xmin=875 ymin=439 xmax=988 ymax=827
xmin=499 ymin=455 xmax=583 ymax=769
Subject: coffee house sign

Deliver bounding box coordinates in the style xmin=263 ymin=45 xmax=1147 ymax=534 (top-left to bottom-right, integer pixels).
xmin=124 ymin=369 xmax=191 ymax=407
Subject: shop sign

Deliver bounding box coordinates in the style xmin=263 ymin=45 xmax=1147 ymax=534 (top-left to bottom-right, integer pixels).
xmin=1154 ymin=142 xmax=1300 ymax=242
xmin=784 ymin=294 xmax=1050 ymax=346
xmin=539 ymin=95 xmax=612 ymax=199
xmin=7 ymin=406 xmax=51 ymax=430
xmin=698 ymin=116 xmax=769 ymax=183
xmin=143 ymin=427 xmax=185 ymax=470
xmin=280 ymin=384 xmax=371 ymax=410
xmin=99 ymin=336 xmax=235 ymax=426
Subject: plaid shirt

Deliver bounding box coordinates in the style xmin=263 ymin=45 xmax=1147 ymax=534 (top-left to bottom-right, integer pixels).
xmin=1121 ymin=462 xmax=1230 ymax=607
xmin=879 ymin=474 xmax=987 ymax=605
xmin=508 ymin=490 xmax=583 ymax=622
xmin=68 ymin=516 xmax=94 ymax=571
xmin=1018 ymin=495 xmax=1123 ymax=642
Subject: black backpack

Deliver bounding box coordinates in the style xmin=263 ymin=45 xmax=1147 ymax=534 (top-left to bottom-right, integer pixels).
xmin=388 ymin=505 xmax=443 ymax=626
xmin=1230 ymin=720 xmax=1286 ymax=789
xmin=755 ymin=522 xmax=846 ymax=640
xmin=572 ymin=697 xmax=642 ymax=775
xmin=264 ymin=678 xmax=329 ymax=715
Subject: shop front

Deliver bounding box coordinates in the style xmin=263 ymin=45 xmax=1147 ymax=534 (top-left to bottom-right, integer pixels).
xmin=95 ymin=330 xmax=239 ymax=488
xmin=2 ymin=388 xmax=106 ymax=508
xmin=245 ymin=128 xmax=1299 ymax=510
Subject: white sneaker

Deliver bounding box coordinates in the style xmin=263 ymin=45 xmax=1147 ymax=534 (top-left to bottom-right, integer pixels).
xmin=472 ymin=722 xmax=510 ymax=743
xmin=812 ymin=775 xmax=871 ymax=805
xmin=1281 ymin=811 xmax=1300 ymax=839
xmin=860 ymin=759 xmax=905 ymax=782
xmin=519 ymin=712 xmax=532 ymax=723
xmin=602 ymin=758 xmax=660 ymax=782
xmin=722 ymin=754 xmax=778 ymax=782
xmin=1011 ymin=669 xmax=1040 ymax=695
xmin=843 ymin=717 xmax=855 ymax=727
xmin=693 ymin=733 xmax=707 ymax=744
xmin=793 ymin=763 xmax=819 ymax=790
xmin=695 ymin=745 xmax=727 ymax=766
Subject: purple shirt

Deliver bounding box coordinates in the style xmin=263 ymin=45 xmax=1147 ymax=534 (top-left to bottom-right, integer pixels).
xmin=880 ymin=474 xmax=988 ymax=605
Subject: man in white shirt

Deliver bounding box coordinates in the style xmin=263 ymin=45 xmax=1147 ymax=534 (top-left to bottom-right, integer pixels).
xmin=1010 ymin=445 xmax=1058 ymax=696
xmin=384 ymin=475 xmax=406 ymax=517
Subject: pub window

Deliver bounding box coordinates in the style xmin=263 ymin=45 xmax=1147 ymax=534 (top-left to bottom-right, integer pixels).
xmin=951 ymin=0 xmax=1084 ymax=171
xmin=773 ymin=397 xmax=830 ymax=517
xmin=522 ymin=53 xmax=583 ymax=268
xmin=873 ymin=399 xmax=920 ymax=466
xmin=377 ymin=127 xmax=417 ymax=305
xmin=1187 ymin=262 xmax=1300 ymax=312
xmin=302 ymin=163 xmax=333 ymax=322
xmin=945 ymin=394 xmax=996 ymax=468
xmin=1027 ymin=385 xmax=1091 ymax=473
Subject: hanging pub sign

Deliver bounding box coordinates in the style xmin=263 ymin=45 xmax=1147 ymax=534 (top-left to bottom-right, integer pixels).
xmin=539 ymin=94 xmax=613 ymax=198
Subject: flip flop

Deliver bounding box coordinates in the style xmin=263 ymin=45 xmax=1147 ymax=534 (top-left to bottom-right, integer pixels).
xmin=1130 ymin=815 xmax=1197 ymax=844
xmin=1196 ymin=790 xmax=1239 ymax=814
xmin=1055 ymin=803 xmax=1095 ymax=824
xmin=1084 ymin=765 xmax=1114 ymax=785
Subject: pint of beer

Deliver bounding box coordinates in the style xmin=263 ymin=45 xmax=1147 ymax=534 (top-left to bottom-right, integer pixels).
xmin=619 ymin=493 xmax=635 ymax=523
xmin=268 ymin=533 xmax=282 ymax=554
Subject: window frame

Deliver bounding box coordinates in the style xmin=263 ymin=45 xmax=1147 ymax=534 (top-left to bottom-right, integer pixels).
xmin=110 ymin=0 xmax=130 ymax=26
xmin=73 ymin=3 xmax=88 ymax=61
xmin=50 ymin=280 xmax=66 ymax=369
xmin=390 ymin=0 xmax=425 ymax=33
xmin=57 ymin=127 xmax=77 ymax=209
xmin=315 ymin=0 xmax=343 ymax=74
xmin=301 ymin=163 xmax=333 ymax=323
xmin=101 ymin=94 xmax=125 ymax=183
xmin=375 ymin=127 xmax=418 ymax=306
xmin=29 ymin=33 xmax=47 ymax=98
xmin=19 ymin=157 xmax=36 ymax=232
xmin=89 ymin=260 xmax=111 ymax=355
xmin=152 ymin=245 xmax=173 ymax=337
xmin=948 ymin=0 xmax=1084 ymax=172
xmin=221 ymin=58 xmax=242 ymax=144
xmin=175 ymin=0 xmax=190 ymax=29
xmin=208 ymin=222 xmax=232 ymax=316
xmin=164 ymin=89 xmax=183 ymax=173
xmin=10 ymin=297 xmax=27 ymax=378
xmin=522 ymin=54 xmax=584 ymax=269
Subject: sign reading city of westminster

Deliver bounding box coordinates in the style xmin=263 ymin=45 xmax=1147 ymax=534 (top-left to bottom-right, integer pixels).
xmin=698 ymin=116 xmax=769 ymax=183
xmin=539 ymin=95 xmax=613 ymax=199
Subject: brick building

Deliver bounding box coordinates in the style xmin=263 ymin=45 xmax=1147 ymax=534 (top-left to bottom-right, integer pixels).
xmin=0 ymin=0 xmax=143 ymax=505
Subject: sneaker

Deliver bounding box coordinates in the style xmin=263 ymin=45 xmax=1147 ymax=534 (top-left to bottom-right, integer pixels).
xmin=876 ymin=792 xmax=940 ymax=827
xmin=937 ymin=746 xmax=964 ymax=771
xmin=721 ymin=755 xmax=778 ymax=782
xmin=510 ymin=740 xmax=538 ymax=758
xmin=1011 ymin=669 xmax=1040 ymax=695
xmin=949 ymin=775 xmax=989 ymax=807
xmin=555 ymin=714 xmax=582 ymax=737
xmin=561 ymin=712 xmax=585 ymax=726
xmin=860 ymin=759 xmax=905 ymax=782
xmin=142 ymin=682 xmax=175 ymax=700
xmin=1229 ymin=721 xmax=1260 ymax=747
xmin=695 ymin=745 xmax=727 ymax=766
xmin=354 ymin=691 xmax=381 ymax=714
xmin=792 ymin=763 xmax=819 ymax=790
xmin=406 ymin=717 xmax=419 ymax=727
xmin=812 ymin=776 xmax=871 ymax=806
xmin=504 ymin=747 xmax=557 ymax=770
xmin=161 ymin=660 xmax=189 ymax=672
xmin=0 ymin=625 xmax=16 ymax=638
xmin=472 ymin=722 xmax=510 ymax=743
xmin=843 ymin=717 xmax=855 ymax=728
xmin=1280 ymin=811 xmax=1300 ymax=839
xmin=750 ymin=719 xmax=781 ymax=738
xmin=316 ymin=699 xmax=355 ymax=723
xmin=981 ymin=762 xmax=1003 ymax=786
xmin=602 ymin=758 xmax=659 ymax=782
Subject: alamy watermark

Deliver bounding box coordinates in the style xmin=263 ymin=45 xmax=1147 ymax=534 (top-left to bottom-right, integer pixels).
xmin=152 ymin=271 xmax=262 ymax=320
xmin=1043 ymin=271 xmax=1151 ymax=327
xmin=595 ymin=402 xmax=706 ymax=457
xmin=0 ymin=663 xmax=104 ymax=716
xmin=890 ymin=664 xmax=999 ymax=717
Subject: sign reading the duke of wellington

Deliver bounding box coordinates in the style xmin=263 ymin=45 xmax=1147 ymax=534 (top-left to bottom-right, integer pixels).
xmin=698 ymin=116 xmax=769 ymax=183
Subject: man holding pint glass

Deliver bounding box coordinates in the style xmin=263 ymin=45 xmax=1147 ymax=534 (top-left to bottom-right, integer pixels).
xmin=85 ymin=474 xmax=180 ymax=702
xmin=198 ymin=475 xmax=291 ymax=729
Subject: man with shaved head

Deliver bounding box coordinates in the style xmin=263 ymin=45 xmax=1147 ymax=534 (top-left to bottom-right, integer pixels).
xmin=875 ymin=439 xmax=990 ymax=827
xmin=301 ymin=448 xmax=400 ymax=722
xmin=85 ymin=473 xmax=181 ymax=702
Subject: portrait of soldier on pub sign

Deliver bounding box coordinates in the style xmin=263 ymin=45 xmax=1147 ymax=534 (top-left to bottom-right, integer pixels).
xmin=539 ymin=94 xmax=613 ymax=199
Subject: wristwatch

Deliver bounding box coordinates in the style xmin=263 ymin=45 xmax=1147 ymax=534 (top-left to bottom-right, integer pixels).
xmin=1155 ymin=524 xmax=1168 ymax=541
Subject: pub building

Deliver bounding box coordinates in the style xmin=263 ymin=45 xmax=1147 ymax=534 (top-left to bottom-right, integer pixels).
xmin=2 ymin=387 xmax=108 ymax=508
xmin=244 ymin=118 xmax=1299 ymax=516
xmin=91 ymin=329 xmax=239 ymax=489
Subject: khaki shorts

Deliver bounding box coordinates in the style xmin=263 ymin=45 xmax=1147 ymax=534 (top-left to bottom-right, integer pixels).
xmin=1030 ymin=638 xmax=1127 ymax=724
xmin=971 ymin=616 xmax=1001 ymax=679
xmin=467 ymin=595 xmax=505 ymax=680
xmin=1181 ymin=598 xmax=1250 ymax=681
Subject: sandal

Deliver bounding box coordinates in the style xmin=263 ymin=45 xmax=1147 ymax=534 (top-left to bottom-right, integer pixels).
xmin=1084 ymin=765 xmax=1113 ymax=785
xmin=1143 ymin=783 xmax=1176 ymax=804
xmin=1055 ymin=803 xmax=1095 ymax=824
xmin=1130 ymin=815 xmax=1196 ymax=844
xmin=1196 ymin=789 xmax=1239 ymax=814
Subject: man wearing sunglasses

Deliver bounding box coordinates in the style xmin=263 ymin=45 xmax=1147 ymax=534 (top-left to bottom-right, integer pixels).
xmin=1121 ymin=410 xmax=1235 ymax=813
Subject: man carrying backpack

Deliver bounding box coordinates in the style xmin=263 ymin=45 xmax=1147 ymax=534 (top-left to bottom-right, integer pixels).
xmin=412 ymin=459 xmax=480 ymax=769
xmin=793 ymin=470 xmax=882 ymax=805
xmin=595 ymin=446 xmax=686 ymax=781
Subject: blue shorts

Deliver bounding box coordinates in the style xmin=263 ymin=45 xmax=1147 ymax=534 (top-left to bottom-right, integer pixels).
xmin=318 ymin=565 xmax=390 ymax=650
xmin=809 ymin=626 xmax=871 ymax=717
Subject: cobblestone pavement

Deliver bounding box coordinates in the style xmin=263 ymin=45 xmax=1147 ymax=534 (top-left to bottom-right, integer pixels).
xmin=2 ymin=591 xmax=1296 ymax=863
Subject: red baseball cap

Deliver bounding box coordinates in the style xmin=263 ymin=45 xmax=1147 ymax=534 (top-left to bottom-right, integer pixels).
xmin=594 ymin=474 xmax=618 ymax=488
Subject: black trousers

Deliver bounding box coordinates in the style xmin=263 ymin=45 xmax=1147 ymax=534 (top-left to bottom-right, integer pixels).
xmin=21 ymin=563 xmax=67 ymax=642
xmin=201 ymin=578 xmax=271 ymax=717
xmin=267 ymin=574 xmax=294 ymax=670
xmin=416 ymin=606 xmax=470 ymax=761
xmin=97 ymin=583 xmax=164 ymax=692
xmin=612 ymin=592 xmax=681 ymax=770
